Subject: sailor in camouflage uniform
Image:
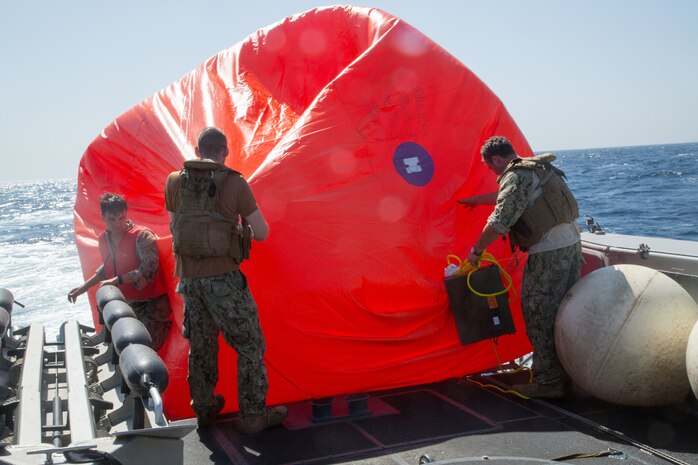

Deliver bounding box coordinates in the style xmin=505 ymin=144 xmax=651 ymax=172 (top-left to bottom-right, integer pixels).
xmin=460 ymin=136 xmax=582 ymax=398
xmin=165 ymin=127 xmax=288 ymax=431
xmin=178 ymin=271 xmax=269 ymax=419
xmin=68 ymin=193 xmax=173 ymax=352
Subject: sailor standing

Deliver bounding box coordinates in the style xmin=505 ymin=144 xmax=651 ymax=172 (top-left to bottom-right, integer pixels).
xmin=68 ymin=192 xmax=173 ymax=351
xmin=165 ymin=127 xmax=288 ymax=431
xmin=459 ymin=135 xmax=582 ymax=398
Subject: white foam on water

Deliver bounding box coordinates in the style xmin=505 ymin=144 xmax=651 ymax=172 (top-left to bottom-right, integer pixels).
xmin=2 ymin=241 xmax=93 ymax=340
xmin=0 ymin=180 xmax=92 ymax=340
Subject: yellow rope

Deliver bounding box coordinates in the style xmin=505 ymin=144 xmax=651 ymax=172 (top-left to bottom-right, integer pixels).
xmin=468 ymin=361 xmax=535 ymax=399
xmin=469 ymin=377 xmax=531 ymax=399
xmin=448 ymin=251 xmax=530 ymax=397
xmin=446 ymin=252 xmax=517 ymax=301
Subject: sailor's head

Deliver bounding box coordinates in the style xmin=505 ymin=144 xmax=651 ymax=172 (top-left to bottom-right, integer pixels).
xmin=196 ymin=127 xmax=229 ymax=162
xmin=99 ymin=192 xmax=128 ymax=233
xmin=480 ymin=136 xmax=517 ymax=175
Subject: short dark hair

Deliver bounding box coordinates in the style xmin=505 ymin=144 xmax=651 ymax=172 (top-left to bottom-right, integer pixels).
xmin=197 ymin=127 xmax=228 ymax=158
xmin=99 ymin=192 xmax=127 ymax=216
xmin=481 ymin=136 xmax=515 ymax=161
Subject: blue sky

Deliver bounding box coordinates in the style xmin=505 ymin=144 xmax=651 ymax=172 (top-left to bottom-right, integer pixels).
xmin=1 ymin=1 xmax=696 ymax=182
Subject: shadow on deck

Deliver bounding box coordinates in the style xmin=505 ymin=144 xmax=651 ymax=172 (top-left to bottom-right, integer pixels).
xmin=178 ymin=371 xmax=698 ymax=465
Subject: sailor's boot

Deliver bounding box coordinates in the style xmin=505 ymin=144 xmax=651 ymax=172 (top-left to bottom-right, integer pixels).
xmin=239 ymin=405 xmax=289 ymax=434
xmin=195 ymin=393 xmax=225 ymax=427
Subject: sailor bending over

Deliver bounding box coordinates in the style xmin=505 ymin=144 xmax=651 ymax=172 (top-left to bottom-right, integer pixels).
xmin=460 ymin=136 xmax=582 ymax=399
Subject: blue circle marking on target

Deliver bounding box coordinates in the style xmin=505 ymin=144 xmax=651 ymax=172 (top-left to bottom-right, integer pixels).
xmin=393 ymin=142 xmax=434 ymax=186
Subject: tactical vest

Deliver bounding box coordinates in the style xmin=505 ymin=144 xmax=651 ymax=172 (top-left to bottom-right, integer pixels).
xmin=496 ymin=154 xmax=579 ymax=250
xmin=171 ymin=159 xmax=246 ymax=262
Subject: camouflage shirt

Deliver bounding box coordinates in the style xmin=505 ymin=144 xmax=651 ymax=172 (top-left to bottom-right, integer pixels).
xmin=487 ymin=167 xmax=538 ymax=235
xmin=96 ymin=228 xmax=159 ymax=290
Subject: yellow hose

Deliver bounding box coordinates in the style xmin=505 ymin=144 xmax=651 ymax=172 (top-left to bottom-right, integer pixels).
xmin=447 ymin=252 xmax=527 ymax=397
xmin=446 ymin=252 xmax=516 ymax=301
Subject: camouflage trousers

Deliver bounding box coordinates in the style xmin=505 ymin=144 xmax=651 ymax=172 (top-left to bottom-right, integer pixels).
xmin=521 ymin=241 xmax=582 ymax=386
xmin=128 ymin=294 xmax=173 ymax=352
xmin=179 ymin=270 xmax=268 ymax=416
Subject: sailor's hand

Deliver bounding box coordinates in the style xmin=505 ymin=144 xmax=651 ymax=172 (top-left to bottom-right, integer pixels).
xmin=458 ymin=197 xmax=477 ymax=208
xmin=99 ymin=277 xmax=119 ymax=287
xmin=467 ymin=253 xmax=479 ymax=268
xmin=67 ymin=288 xmax=80 ymax=303
xmin=467 ymin=246 xmax=483 ymax=267
xmin=458 ymin=192 xmax=497 ymax=207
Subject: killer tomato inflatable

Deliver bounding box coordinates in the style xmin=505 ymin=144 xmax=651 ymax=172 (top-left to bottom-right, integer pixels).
xmin=75 ymin=5 xmax=532 ymax=419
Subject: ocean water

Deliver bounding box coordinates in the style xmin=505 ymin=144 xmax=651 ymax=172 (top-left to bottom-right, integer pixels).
xmin=0 ymin=180 xmax=92 ymax=338
xmin=553 ymin=142 xmax=698 ymax=241
xmin=1 ymin=142 xmax=696 ymax=337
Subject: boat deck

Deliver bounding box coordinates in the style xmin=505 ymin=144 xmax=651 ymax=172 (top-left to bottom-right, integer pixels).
xmin=175 ymin=370 xmax=698 ymax=465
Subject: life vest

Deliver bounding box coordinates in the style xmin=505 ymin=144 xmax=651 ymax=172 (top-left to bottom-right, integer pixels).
xmin=98 ymin=224 xmax=167 ymax=301
xmin=496 ymin=154 xmax=579 ymax=250
xmin=171 ymin=159 xmax=246 ymax=262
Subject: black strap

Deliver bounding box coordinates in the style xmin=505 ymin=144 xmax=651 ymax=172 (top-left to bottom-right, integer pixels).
xmin=106 ymin=230 xmax=118 ymax=278
xmin=550 ymin=448 xmax=625 ymax=461
xmin=64 ymin=449 xmax=124 ymax=464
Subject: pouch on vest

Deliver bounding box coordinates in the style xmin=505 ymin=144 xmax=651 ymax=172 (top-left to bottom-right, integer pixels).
xmin=241 ymin=218 xmax=252 ymax=260
xmin=172 ymin=163 xmax=244 ymax=261
xmin=444 ymin=266 xmax=515 ymax=345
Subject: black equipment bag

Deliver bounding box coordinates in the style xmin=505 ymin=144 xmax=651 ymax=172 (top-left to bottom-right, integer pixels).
xmin=443 ymin=265 xmax=515 ymax=345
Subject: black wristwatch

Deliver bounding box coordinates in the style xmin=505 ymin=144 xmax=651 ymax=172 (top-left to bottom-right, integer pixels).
xmin=470 ymin=246 xmax=483 ymax=256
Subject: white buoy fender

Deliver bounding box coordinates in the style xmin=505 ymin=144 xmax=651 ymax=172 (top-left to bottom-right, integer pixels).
xmin=555 ymin=264 xmax=698 ymax=406
xmin=686 ymin=321 xmax=698 ymax=400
